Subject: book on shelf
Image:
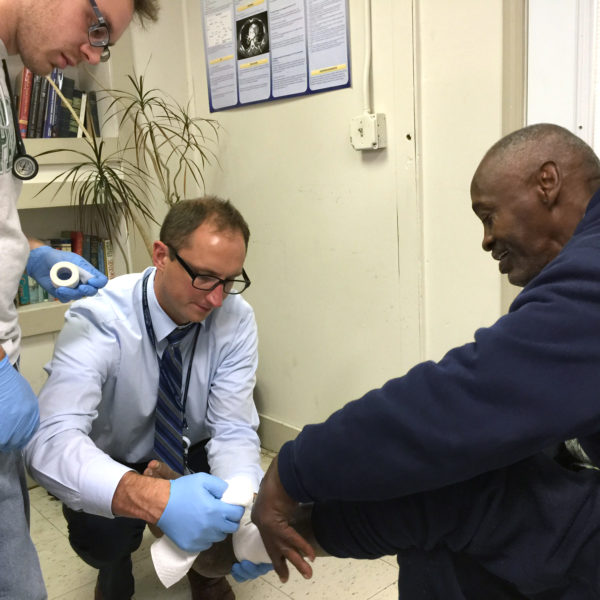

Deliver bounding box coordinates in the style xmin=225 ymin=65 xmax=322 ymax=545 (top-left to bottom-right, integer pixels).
xmin=67 ymin=88 xmax=83 ymax=138
xmin=15 ymin=67 xmax=33 ymax=139
xmin=42 ymin=68 xmax=63 ymax=138
xmin=49 ymin=238 xmax=72 ymax=252
xmin=82 ymin=233 xmax=92 ymax=264
xmin=77 ymin=91 xmax=88 ymax=138
xmin=86 ymin=90 xmax=101 ymax=137
xmin=28 ymin=276 xmax=43 ymax=304
xmin=61 ymin=230 xmax=84 ymax=256
xmin=34 ymin=75 xmax=49 ymax=138
xmin=97 ymin=239 xmax=105 ymax=275
xmin=16 ymin=273 xmax=49 ymax=307
xmin=89 ymin=234 xmax=99 ymax=269
xmin=56 ymin=76 xmax=76 ymax=138
xmin=103 ymin=239 xmax=115 ymax=279
xmin=17 ymin=273 xmax=30 ymax=306
xmin=26 ymin=74 xmax=42 ymax=138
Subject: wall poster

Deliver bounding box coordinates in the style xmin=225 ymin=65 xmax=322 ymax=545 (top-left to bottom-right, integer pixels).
xmin=202 ymin=0 xmax=351 ymax=112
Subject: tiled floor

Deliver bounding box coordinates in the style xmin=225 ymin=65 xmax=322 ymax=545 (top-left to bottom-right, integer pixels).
xmin=29 ymin=450 xmax=399 ymax=599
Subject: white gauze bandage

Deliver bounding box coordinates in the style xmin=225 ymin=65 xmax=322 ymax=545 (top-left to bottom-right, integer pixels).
xmin=231 ymin=502 xmax=271 ymax=565
xmin=151 ymin=475 xmax=270 ymax=588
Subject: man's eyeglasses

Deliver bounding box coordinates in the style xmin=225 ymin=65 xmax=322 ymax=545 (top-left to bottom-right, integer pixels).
xmin=170 ymin=248 xmax=251 ymax=295
xmin=88 ymin=0 xmax=111 ymax=62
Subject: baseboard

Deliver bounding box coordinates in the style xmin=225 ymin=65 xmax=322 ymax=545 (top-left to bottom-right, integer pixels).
xmin=258 ymin=414 xmax=301 ymax=453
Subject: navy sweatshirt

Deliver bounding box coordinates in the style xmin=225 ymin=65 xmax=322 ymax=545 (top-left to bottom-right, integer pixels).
xmin=278 ymin=189 xmax=600 ymax=504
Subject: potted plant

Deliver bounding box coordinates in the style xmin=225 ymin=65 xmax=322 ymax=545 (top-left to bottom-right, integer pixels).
xmin=37 ymin=71 xmax=219 ymax=261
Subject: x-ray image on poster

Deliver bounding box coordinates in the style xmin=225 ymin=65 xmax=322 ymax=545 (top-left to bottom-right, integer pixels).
xmin=201 ymin=0 xmax=350 ymax=112
xmin=237 ymin=13 xmax=270 ymax=59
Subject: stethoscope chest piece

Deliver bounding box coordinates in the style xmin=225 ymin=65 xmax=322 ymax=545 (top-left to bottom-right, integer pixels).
xmin=13 ymin=153 xmax=38 ymax=180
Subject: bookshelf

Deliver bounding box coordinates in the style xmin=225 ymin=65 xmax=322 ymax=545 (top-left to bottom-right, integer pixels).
xmin=10 ymin=32 xmax=137 ymax=388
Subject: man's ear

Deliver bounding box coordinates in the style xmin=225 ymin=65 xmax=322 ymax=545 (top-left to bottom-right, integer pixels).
xmin=538 ymin=161 xmax=561 ymax=208
xmin=153 ymin=241 xmax=169 ymax=271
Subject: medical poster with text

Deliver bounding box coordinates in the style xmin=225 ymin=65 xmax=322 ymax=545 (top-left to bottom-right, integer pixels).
xmin=201 ymin=0 xmax=351 ymax=112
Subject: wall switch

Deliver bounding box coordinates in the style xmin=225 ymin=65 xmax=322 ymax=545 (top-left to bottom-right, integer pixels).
xmin=350 ymin=113 xmax=387 ymax=150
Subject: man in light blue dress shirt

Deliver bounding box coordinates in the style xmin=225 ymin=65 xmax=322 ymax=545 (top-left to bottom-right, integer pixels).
xmin=25 ymin=197 xmax=263 ymax=600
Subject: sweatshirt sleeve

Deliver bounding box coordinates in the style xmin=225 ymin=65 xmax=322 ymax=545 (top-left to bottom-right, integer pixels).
xmin=278 ymin=241 xmax=600 ymax=504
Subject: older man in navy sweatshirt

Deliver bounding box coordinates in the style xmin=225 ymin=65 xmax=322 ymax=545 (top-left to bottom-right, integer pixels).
xmin=252 ymin=123 xmax=600 ymax=599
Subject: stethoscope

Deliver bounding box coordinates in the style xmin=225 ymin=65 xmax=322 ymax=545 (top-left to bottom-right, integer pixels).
xmin=1 ymin=60 xmax=39 ymax=180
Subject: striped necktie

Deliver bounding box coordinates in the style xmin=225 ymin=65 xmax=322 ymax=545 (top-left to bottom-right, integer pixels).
xmin=153 ymin=324 xmax=194 ymax=474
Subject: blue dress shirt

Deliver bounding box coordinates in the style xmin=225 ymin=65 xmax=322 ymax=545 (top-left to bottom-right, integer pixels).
xmin=25 ymin=267 xmax=262 ymax=517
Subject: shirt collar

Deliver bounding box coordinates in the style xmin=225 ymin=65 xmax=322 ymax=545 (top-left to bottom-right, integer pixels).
xmin=144 ymin=267 xmax=198 ymax=344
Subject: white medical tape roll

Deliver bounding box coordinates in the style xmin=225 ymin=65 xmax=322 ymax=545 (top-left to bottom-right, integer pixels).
xmin=49 ymin=261 xmax=93 ymax=288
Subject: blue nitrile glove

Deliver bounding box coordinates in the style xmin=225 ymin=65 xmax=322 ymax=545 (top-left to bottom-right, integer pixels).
xmin=231 ymin=560 xmax=274 ymax=582
xmin=157 ymin=473 xmax=245 ymax=554
xmin=0 ymin=356 xmax=39 ymax=451
xmin=27 ymin=246 xmax=108 ymax=303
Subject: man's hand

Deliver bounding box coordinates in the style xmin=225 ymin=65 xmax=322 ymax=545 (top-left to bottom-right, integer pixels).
xmin=251 ymin=455 xmax=316 ymax=582
xmin=158 ymin=473 xmax=245 ymax=553
xmin=27 ymin=246 xmax=108 ymax=303
xmin=0 ymin=356 xmax=39 ymax=451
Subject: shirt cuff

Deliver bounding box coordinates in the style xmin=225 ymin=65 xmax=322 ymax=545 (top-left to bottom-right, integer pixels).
xmin=79 ymin=454 xmax=134 ymax=518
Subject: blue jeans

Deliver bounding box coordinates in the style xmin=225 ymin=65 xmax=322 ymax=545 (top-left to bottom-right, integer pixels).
xmin=0 ymin=451 xmax=46 ymax=599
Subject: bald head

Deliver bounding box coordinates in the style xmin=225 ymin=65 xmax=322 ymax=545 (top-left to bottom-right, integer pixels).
xmin=472 ymin=123 xmax=600 ymax=199
xmin=471 ymin=124 xmax=600 ymax=287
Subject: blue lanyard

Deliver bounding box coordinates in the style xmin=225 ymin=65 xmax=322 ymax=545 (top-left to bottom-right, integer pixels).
xmin=141 ymin=271 xmax=200 ymax=432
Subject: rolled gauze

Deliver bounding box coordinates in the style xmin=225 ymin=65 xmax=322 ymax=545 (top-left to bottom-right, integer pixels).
xmin=49 ymin=261 xmax=93 ymax=288
xmin=151 ymin=475 xmax=256 ymax=588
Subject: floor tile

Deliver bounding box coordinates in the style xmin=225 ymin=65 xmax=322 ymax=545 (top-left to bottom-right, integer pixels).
xmin=230 ymin=575 xmax=294 ymax=599
xmin=265 ymin=555 xmax=398 ymax=599
xmin=29 ymin=485 xmax=69 ymax=536
xmin=35 ymin=526 xmax=96 ymax=599
xmin=130 ymin=557 xmax=192 ymax=598
xmin=53 ymin=581 xmax=96 ymax=600
xmin=379 ymin=555 xmax=398 ymax=568
xmin=368 ymin=582 xmax=399 ymax=600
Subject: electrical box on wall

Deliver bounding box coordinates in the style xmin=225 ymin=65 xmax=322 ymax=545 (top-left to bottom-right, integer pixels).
xmin=350 ymin=113 xmax=387 ymax=150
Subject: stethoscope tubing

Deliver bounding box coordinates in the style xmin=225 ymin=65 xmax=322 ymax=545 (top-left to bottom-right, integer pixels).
xmin=1 ymin=60 xmax=39 ymax=181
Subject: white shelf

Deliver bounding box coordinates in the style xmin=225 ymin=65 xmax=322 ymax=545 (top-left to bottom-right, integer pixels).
xmin=18 ymin=301 xmax=70 ymax=337
xmin=18 ymin=137 xmax=119 ymax=209
xmin=27 ymin=137 xmax=118 ymax=164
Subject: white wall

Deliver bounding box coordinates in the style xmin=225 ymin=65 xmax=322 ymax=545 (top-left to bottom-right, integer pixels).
xmin=130 ymin=0 xmax=506 ymax=450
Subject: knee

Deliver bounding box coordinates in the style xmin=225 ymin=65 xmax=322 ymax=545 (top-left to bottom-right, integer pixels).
xmin=63 ymin=505 xmax=145 ymax=565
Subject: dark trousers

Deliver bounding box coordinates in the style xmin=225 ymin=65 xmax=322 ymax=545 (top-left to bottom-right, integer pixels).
xmin=312 ymin=453 xmax=600 ymax=599
xmin=63 ymin=442 xmax=210 ymax=600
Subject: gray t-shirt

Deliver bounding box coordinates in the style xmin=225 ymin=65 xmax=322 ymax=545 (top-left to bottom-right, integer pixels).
xmin=0 ymin=41 xmax=28 ymax=364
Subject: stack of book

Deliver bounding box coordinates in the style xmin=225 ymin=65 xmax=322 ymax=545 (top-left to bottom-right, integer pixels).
xmin=14 ymin=66 xmax=101 ymax=139
xmin=15 ymin=233 xmax=116 ymax=307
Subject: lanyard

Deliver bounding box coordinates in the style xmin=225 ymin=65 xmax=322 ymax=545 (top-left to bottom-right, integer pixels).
xmin=142 ymin=271 xmax=200 ymax=440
